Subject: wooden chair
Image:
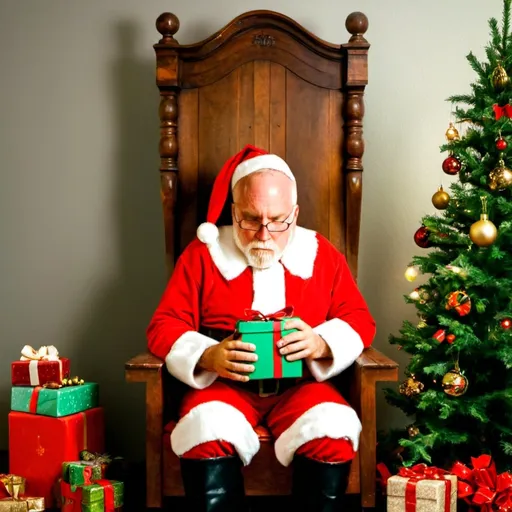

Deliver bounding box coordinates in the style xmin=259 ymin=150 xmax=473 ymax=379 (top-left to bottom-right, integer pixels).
xmin=125 ymin=9 xmax=399 ymax=509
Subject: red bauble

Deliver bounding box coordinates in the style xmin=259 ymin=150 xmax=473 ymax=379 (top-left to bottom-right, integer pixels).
xmin=442 ymin=156 xmax=462 ymax=175
xmin=501 ymin=318 xmax=512 ymax=329
xmin=496 ymin=138 xmax=508 ymax=151
xmin=414 ymin=226 xmax=430 ymax=248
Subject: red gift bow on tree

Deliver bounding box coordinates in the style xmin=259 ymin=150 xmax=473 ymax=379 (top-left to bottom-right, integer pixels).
xmin=397 ymin=463 xmax=452 ymax=512
xmin=451 ymin=454 xmax=512 ymax=511
xmin=243 ymin=306 xmax=294 ymax=322
xmin=493 ymin=103 xmax=512 ymax=120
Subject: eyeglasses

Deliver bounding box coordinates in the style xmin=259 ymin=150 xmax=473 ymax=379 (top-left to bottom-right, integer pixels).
xmin=233 ymin=206 xmax=296 ymax=232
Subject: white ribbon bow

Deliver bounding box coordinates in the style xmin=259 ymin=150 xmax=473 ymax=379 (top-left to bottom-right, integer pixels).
xmin=20 ymin=345 xmax=59 ymax=361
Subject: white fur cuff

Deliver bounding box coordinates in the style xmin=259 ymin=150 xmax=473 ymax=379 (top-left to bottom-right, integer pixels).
xmin=165 ymin=331 xmax=219 ymax=389
xmin=308 ymin=318 xmax=364 ymax=381
xmin=170 ymin=401 xmax=260 ymax=466
xmin=274 ymin=402 xmax=361 ymax=467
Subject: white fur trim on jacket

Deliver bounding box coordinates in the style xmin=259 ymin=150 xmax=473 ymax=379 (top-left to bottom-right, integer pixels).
xmin=165 ymin=331 xmax=219 ymax=389
xmin=170 ymin=401 xmax=260 ymax=466
xmin=308 ymin=318 xmax=365 ymax=382
xmin=251 ymin=264 xmax=286 ymax=315
xmin=206 ymin=225 xmax=318 ymax=282
xmin=274 ymin=402 xmax=362 ymax=467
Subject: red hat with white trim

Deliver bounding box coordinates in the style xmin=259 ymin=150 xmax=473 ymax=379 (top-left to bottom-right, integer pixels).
xmin=197 ymin=144 xmax=295 ymax=245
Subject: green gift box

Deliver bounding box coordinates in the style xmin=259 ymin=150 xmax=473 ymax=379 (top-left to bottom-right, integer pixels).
xmin=11 ymin=383 xmax=99 ymax=417
xmin=62 ymin=461 xmax=105 ymax=486
xmin=236 ymin=315 xmax=303 ymax=379
xmin=61 ymin=480 xmax=123 ymax=512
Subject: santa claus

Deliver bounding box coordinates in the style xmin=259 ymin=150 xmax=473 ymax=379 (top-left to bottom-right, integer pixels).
xmin=147 ymin=145 xmax=376 ymax=511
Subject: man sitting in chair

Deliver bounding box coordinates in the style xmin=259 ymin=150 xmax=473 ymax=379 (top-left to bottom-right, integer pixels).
xmin=147 ymin=145 xmax=376 ymax=511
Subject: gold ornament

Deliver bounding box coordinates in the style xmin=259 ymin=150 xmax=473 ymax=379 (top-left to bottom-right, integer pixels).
xmin=399 ymin=375 xmax=424 ymax=397
xmin=62 ymin=376 xmax=85 ymax=386
xmin=409 ymin=288 xmax=420 ymax=301
xmin=489 ymin=159 xmax=512 ymax=191
xmin=431 ymin=186 xmax=450 ymax=210
xmin=442 ymin=365 xmax=468 ymax=396
xmin=492 ymin=63 xmax=510 ymax=92
xmin=469 ymin=196 xmax=497 ymax=247
xmin=408 ymin=425 xmax=420 ymax=437
xmin=404 ymin=266 xmax=419 ymax=282
xmin=445 ymin=122 xmax=460 ymax=141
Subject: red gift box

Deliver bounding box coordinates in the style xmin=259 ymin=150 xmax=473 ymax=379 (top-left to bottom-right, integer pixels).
xmin=11 ymin=358 xmax=71 ymax=386
xmin=8 ymin=407 xmax=104 ymax=508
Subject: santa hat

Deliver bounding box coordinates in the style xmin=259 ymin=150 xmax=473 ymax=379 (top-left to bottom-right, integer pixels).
xmin=196 ymin=144 xmax=295 ymax=245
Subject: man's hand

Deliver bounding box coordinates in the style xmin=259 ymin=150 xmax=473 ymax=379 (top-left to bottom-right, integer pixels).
xmin=277 ymin=319 xmax=332 ymax=361
xmin=197 ymin=334 xmax=258 ymax=382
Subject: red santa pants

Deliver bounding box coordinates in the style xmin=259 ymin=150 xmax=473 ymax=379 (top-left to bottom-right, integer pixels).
xmin=169 ymin=379 xmax=361 ymax=466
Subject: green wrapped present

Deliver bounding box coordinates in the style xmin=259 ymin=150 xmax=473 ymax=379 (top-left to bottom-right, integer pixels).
xmin=61 ymin=480 xmax=123 ymax=512
xmin=62 ymin=461 xmax=105 ymax=486
xmin=11 ymin=383 xmax=98 ymax=417
xmin=236 ymin=308 xmax=303 ymax=380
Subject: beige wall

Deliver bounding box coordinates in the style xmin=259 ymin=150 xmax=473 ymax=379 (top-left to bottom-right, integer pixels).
xmin=0 ymin=0 xmax=501 ymax=461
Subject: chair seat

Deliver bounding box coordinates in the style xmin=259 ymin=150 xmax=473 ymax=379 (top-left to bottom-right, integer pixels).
xmin=164 ymin=420 xmax=274 ymax=443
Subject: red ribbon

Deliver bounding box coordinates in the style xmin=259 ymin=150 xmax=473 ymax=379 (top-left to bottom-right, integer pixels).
xmin=493 ymin=103 xmax=512 ymax=120
xmin=273 ymin=321 xmax=282 ymax=378
xmin=451 ymin=455 xmax=512 ymax=511
xmin=95 ymin=479 xmax=115 ymax=512
xmin=397 ymin=464 xmax=452 ymax=512
xmin=244 ymin=306 xmax=294 ymax=322
xmin=29 ymin=386 xmax=42 ymax=413
xmin=82 ymin=466 xmax=93 ymax=485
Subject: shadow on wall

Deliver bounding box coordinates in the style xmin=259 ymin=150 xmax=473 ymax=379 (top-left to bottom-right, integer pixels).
xmin=72 ymin=19 xmax=165 ymax=462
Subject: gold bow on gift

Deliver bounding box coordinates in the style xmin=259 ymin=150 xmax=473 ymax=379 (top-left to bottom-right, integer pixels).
xmin=20 ymin=345 xmax=59 ymax=362
xmin=43 ymin=376 xmax=85 ymax=389
xmin=0 ymin=475 xmax=25 ymax=500
xmin=80 ymin=450 xmax=112 ymax=465
xmin=0 ymin=474 xmax=45 ymax=511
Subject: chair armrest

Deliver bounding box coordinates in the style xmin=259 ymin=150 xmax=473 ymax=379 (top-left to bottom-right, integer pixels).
xmin=351 ymin=346 xmax=398 ymax=507
xmin=125 ymin=351 xmax=164 ymax=508
xmin=355 ymin=346 xmax=399 ymax=377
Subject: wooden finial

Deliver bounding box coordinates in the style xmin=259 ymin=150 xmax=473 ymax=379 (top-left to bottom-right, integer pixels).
xmin=345 ymin=12 xmax=369 ymax=43
xmin=156 ymin=13 xmax=180 ymax=44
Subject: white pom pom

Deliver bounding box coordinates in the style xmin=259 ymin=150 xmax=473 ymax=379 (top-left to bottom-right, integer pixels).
xmin=197 ymin=222 xmax=219 ymax=245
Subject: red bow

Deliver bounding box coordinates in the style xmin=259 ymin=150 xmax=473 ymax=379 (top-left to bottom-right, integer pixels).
xmin=451 ymin=455 xmax=512 ymax=511
xmin=493 ymin=103 xmax=512 ymax=120
xmin=397 ymin=464 xmax=452 ymax=512
xmin=244 ymin=306 xmax=294 ymax=322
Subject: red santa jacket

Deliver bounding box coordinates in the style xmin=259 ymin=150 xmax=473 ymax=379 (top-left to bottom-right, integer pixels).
xmin=147 ymin=225 xmax=376 ymax=389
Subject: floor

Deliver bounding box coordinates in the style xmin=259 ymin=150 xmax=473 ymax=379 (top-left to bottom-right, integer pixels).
xmin=0 ymin=451 xmax=386 ymax=511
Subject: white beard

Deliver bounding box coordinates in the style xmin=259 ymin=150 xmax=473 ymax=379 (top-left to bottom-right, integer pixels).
xmin=233 ymin=227 xmax=293 ymax=269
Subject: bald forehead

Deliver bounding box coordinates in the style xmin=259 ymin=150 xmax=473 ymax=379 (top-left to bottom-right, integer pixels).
xmin=232 ymin=170 xmax=295 ymax=205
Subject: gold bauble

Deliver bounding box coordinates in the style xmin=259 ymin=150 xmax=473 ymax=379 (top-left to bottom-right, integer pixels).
xmin=399 ymin=375 xmax=424 ymax=397
xmin=445 ymin=122 xmax=460 ymax=141
xmin=432 ymin=186 xmax=450 ymax=210
xmin=489 ymin=164 xmax=512 ymax=191
xmin=408 ymin=425 xmax=420 ymax=437
xmin=469 ymin=214 xmax=497 ymax=247
xmin=404 ymin=266 xmax=419 ymax=282
xmin=442 ymin=369 xmax=468 ymax=396
xmin=492 ymin=64 xmax=510 ymax=92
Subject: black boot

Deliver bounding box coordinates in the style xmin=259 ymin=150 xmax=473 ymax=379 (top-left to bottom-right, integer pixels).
xmin=179 ymin=456 xmax=249 ymax=511
xmin=291 ymin=454 xmax=351 ymax=511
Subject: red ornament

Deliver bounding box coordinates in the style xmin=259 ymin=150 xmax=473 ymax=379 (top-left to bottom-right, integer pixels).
xmin=496 ymin=137 xmax=508 ymax=151
xmin=501 ymin=318 xmax=512 ymax=329
xmin=446 ymin=334 xmax=456 ymax=344
xmin=414 ymin=226 xmax=430 ymax=248
xmin=442 ymin=156 xmax=462 ymax=175
xmin=433 ymin=329 xmax=446 ymax=342
xmin=446 ymin=290 xmax=471 ymax=316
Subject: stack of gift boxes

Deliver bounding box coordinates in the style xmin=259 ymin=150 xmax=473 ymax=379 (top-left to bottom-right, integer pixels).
xmin=6 ymin=345 xmax=124 ymax=511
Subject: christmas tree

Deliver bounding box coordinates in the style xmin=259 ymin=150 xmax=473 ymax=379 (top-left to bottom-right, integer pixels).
xmin=385 ymin=0 xmax=512 ymax=473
